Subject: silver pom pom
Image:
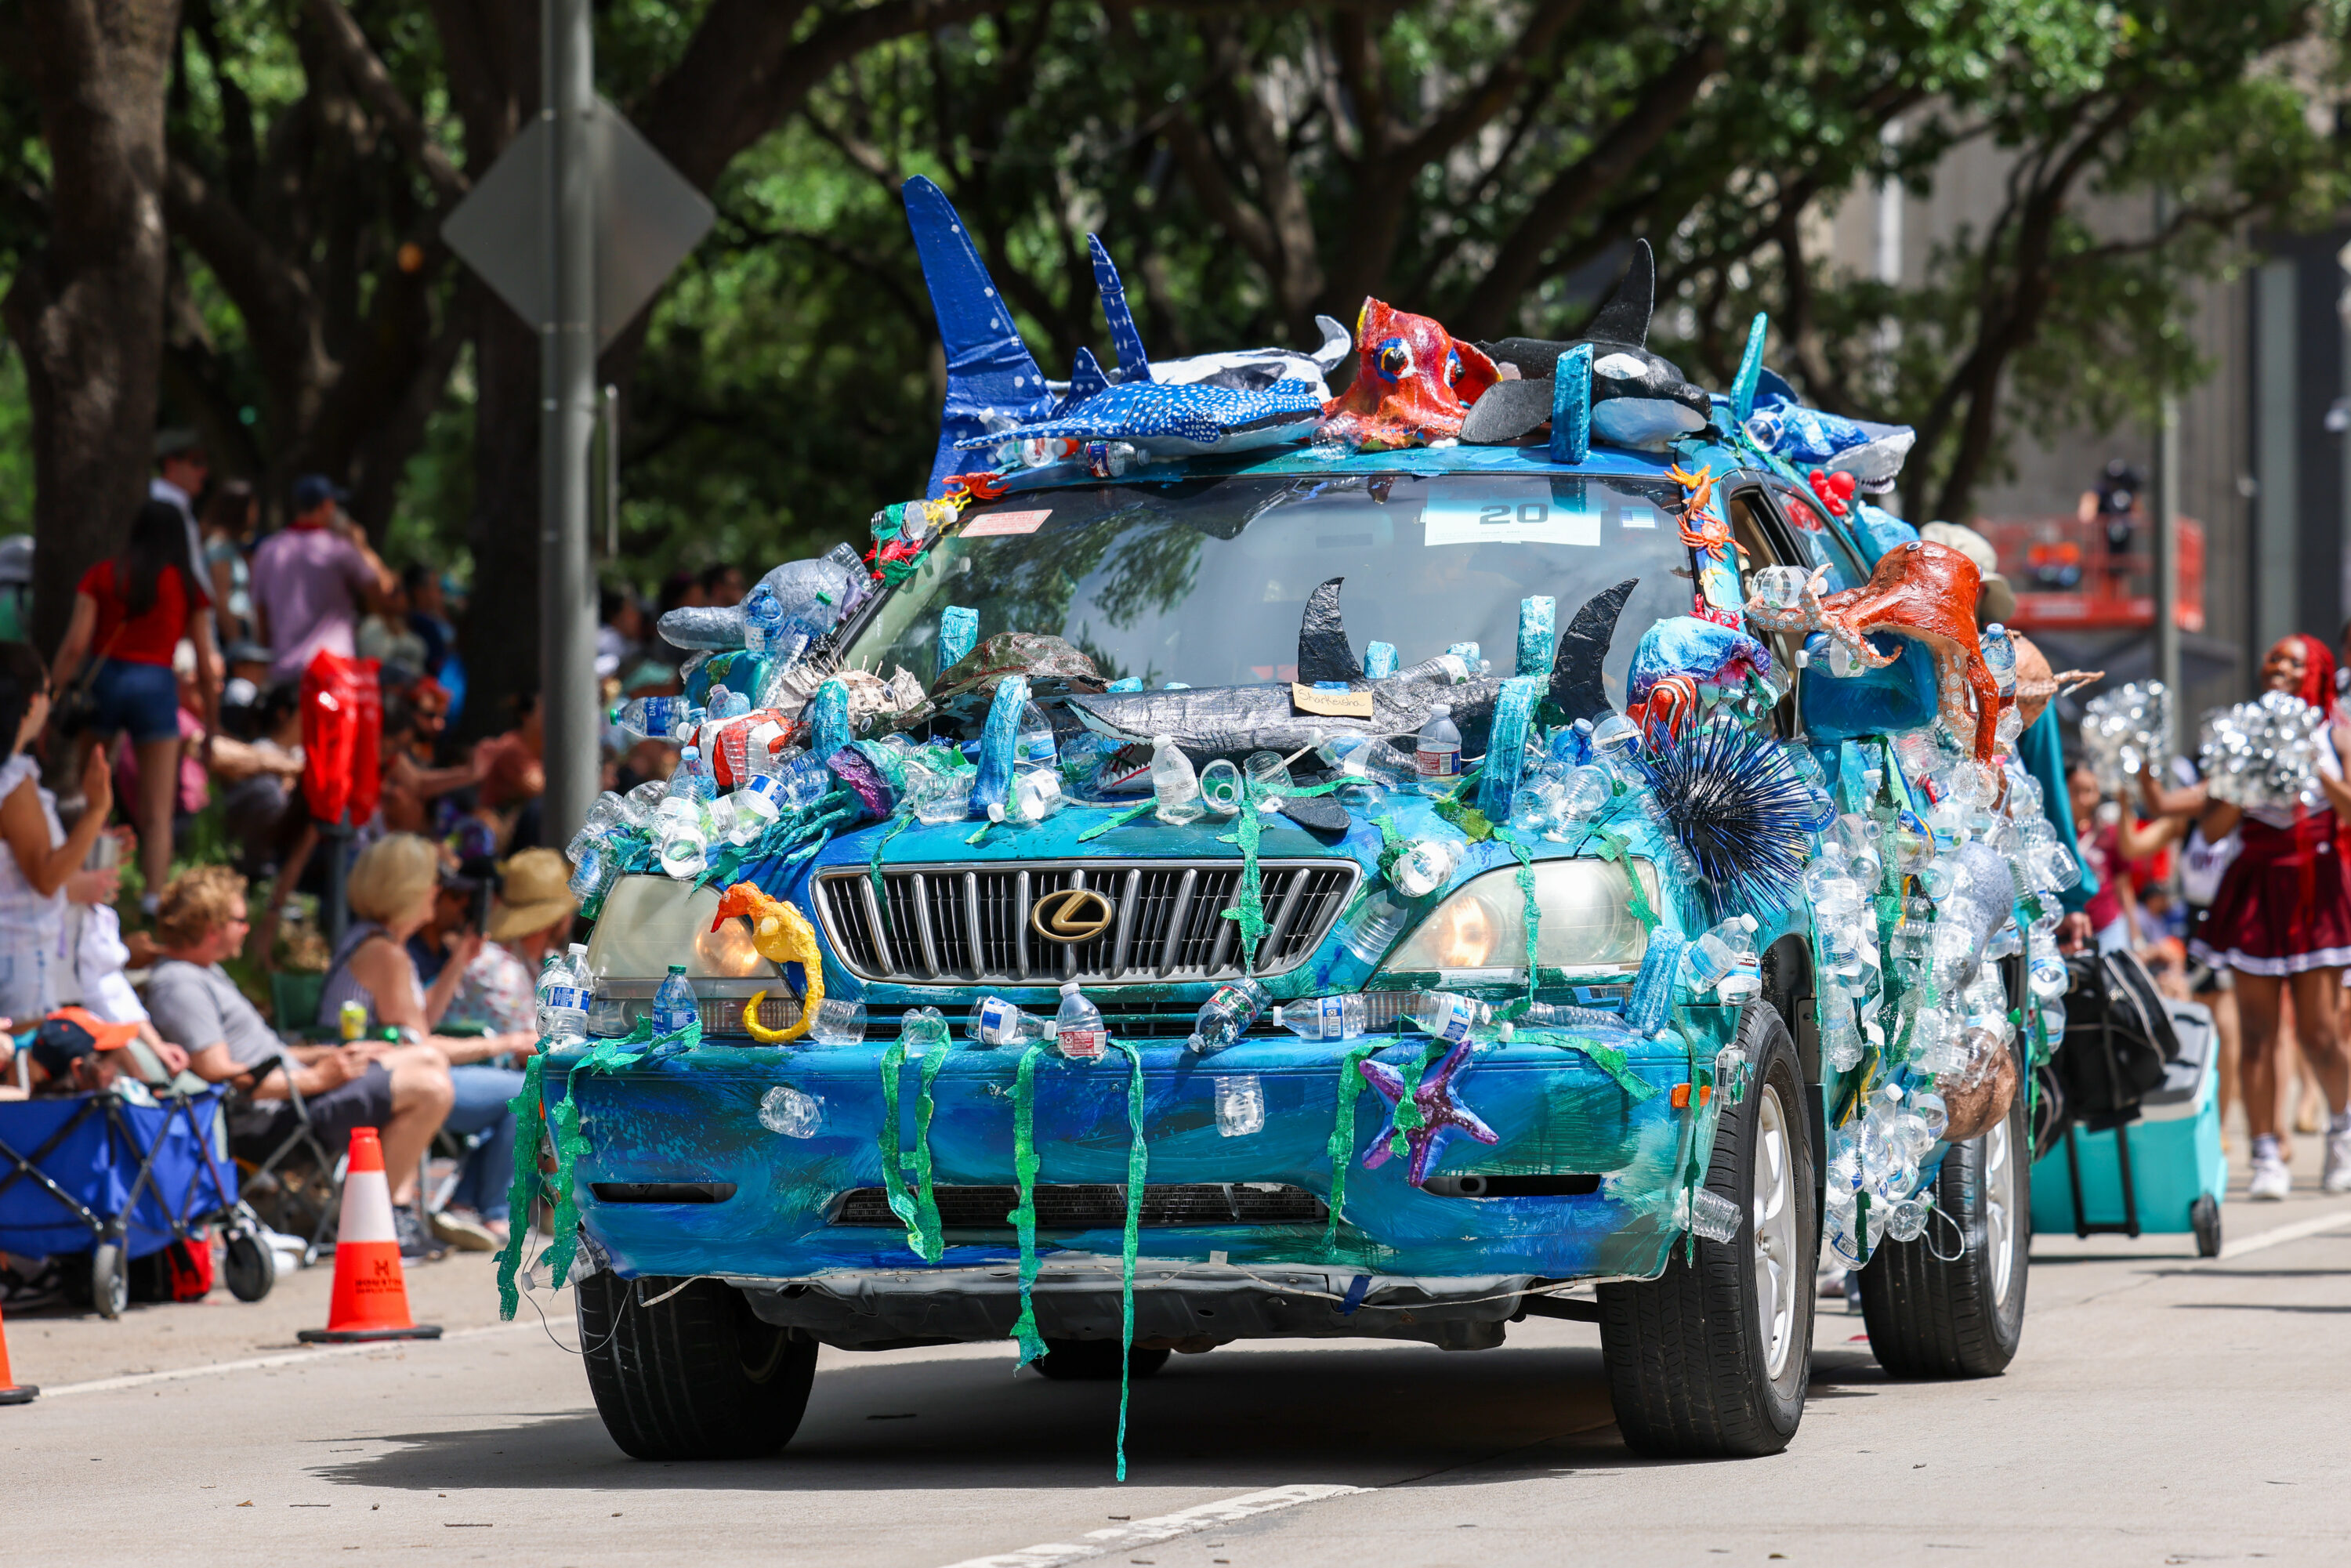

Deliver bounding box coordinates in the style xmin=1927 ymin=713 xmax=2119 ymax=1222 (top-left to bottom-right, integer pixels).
xmin=2201 ymin=690 xmax=2325 ymax=813
xmin=2079 ymin=680 xmax=2172 ymax=796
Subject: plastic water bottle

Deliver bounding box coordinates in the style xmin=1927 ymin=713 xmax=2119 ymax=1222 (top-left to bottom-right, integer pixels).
xmin=1186 ymin=977 xmax=1270 ymax=1055
xmin=1052 ymin=981 xmax=1108 ymax=1061
xmin=1519 ymin=999 xmax=1631 ymax=1031
xmin=1272 ymin=994 xmax=1367 ymax=1040
xmin=614 ymin=695 xmax=690 ymax=741
xmin=567 ymin=838 xmax=618 ymax=905
xmin=536 ymin=943 xmax=592 ymax=1045
xmin=1413 ymin=704 xmax=1462 ymax=786
xmin=969 ymin=995 xmax=1050 ymax=1048
xmin=1014 ymin=701 xmax=1058 ymax=771
xmin=1151 ymin=735 xmax=1204 ymax=824
xmin=669 ymin=743 xmax=716 ymax=803
xmin=741 ymin=585 xmax=786 ymax=654
xmin=1980 ymin=623 xmax=2018 ymax=697
xmin=650 ymin=965 xmax=697 ymax=1036
xmin=1411 ymin=990 xmax=1486 ymax=1045
xmin=1681 ymin=915 xmax=1762 ymax=1001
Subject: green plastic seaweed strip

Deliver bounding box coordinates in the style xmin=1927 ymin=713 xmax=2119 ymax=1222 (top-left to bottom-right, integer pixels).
xmin=530 ymin=1015 xmax=700 ymax=1295
xmin=1494 ymin=827 xmax=1541 ymax=1005
xmin=912 ymin=1040 xmax=950 ymax=1255
xmin=874 ymin=1034 xmax=944 ymax=1262
xmin=1512 ymin=1027 xmax=1658 ymax=1101
xmin=1322 ymin=1038 xmax=1388 ymax=1258
xmin=868 ymin=812 xmax=914 ymax=901
xmin=1008 ymin=1041 xmax=1050 ymax=1367
xmin=1386 ymin=1038 xmax=1446 ymax=1157
xmin=1110 ymin=1039 xmax=1149 ymax=1483
xmin=1582 ymin=824 xmax=1659 ymax=932
xmin=1078 ymin=801 xmax=1155 ymax=842
xmin=1220 ymin=776 xmax=1346 ymax=971
xmin=494 ymin=1053 xmax=548 ymax=1319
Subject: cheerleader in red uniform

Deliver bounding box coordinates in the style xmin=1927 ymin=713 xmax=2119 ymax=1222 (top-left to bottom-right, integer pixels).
xmin=2187 ymin=635 xmax=2351 ymax=1199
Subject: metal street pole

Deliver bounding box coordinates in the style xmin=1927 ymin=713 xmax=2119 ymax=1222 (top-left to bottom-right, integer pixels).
xmin=540 ymin=0 xmax=600 ymax=848
xmin=2152 ymin=190 xmax=2181 ymax=747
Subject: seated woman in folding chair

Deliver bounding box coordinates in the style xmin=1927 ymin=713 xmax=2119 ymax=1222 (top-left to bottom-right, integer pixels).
xmin=317 ymin=834 xmax=535 ymax=1251
xmin=145 ymin=865 xmax=456 ymax=1259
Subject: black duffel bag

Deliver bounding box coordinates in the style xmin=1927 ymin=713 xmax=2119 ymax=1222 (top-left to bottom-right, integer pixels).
xmin=2053 ymin=948 xmax=2178 ymax=1132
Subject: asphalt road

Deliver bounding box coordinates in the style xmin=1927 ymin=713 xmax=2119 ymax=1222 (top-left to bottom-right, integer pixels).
xmin=6 ymin=1169 xmax=2350 ymax=1566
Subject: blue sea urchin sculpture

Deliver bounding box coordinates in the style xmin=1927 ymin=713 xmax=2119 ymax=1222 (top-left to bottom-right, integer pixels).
xmin=1635 ymin=721 xmax=1828 ymax=916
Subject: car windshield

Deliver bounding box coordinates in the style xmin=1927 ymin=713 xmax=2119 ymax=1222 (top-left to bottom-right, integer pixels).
xmin=844 ymin=473 xmax=1696 ymax=704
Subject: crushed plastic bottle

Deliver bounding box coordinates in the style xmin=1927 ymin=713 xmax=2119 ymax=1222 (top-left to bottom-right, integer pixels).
xmin=1272 ymin=994 xmax=1368 ymax=1041
xmin=805 ymin=997 xmax=866 ymax=1047
xmin=741 ymin=585 xmax=786 ymax=655
xmin=651 ymin=796 xmax=709 ymax=880
xmin=1413 ymin=703 xmax=1462 ymax=787
xmin=1213 ymin=1076 xmax=1266 ymax=1137
xmin=669 ymin=743 xmax=717 ymax=803
xmin=1151 ymin=735 xmax=1204 ymax=825
xmin=1197 ymin=758 xmax=1244 ymax=817
xmin=1013 ymin=701 xmax=1058 ymax=772
xmin=1390 ymin=836 xmax=1462 ymax=900
xmin=968 ymin=995 xmax=1050 ymax=1048
xmin=1338 ymin=891 xmax=1412 ymax=964
xmin=758 ymin=1085 xmax=823 ymax=1138
xmin=1680 ymin=915 xmax=1761 ymax=1001
xmin=650 ymin=965 xmax=697 ymax=1036
xmin=613 ymin=694 xmax=691 ymax=741
xmin=1052 ymin=981 xmax=1108 ymax=1061
xmin=1186 ymin=977 xmax=1270 ymax=1055
xmin=566 ymin=838 xmax=618 ymax=907
xmin=1410 ymin=990 xmax=1487 ymax=1045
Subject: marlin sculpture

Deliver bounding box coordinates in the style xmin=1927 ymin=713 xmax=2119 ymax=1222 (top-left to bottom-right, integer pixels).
xmin=1067 ymin=577 xmax=1639 ymax=761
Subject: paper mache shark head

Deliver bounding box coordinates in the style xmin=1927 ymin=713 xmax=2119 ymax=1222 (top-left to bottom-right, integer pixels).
xmin=1738 ymin=382 xmax=1916 ymax=491
xmin=1461 ymin=241 xmax=1712 ymax=451
xmin=1312 ymin=299 xmax=1502 ymax=452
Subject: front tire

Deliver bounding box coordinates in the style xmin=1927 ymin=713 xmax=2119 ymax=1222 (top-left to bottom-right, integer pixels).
xmin=577 ymin=1273 xmax=817 ymax=1460
xmin=1858 ymin=1060 xmax=2030 ymax=1378
xmin=1598 ymin=1001 xmax=1817 ymax=1458
xmin=89 ymin=1242 xmax=129 ymax=1320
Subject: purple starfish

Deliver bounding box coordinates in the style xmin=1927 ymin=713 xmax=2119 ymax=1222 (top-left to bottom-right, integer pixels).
xmin=1358 ymin=1039 xmax=1501 ymax=1186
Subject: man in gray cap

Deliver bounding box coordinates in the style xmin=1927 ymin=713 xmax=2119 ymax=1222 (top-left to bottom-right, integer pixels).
xmin=150 ymin=429 xmax=213 ymax=600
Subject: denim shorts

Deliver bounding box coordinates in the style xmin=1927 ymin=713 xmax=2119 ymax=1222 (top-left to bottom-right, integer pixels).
xmin=90 ymin=657 xmax=181 ymax=744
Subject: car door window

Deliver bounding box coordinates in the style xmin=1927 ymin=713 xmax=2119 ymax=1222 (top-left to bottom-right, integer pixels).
xmin=1724 ymin=486 xmax=1803 ymax=739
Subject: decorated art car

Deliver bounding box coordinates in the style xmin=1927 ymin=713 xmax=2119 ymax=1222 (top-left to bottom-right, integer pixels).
xmin=513 ymin=179 xmax=2077 ymax=1468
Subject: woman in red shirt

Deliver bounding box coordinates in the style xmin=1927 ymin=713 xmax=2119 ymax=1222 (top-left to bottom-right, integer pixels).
xmin=52 ymin=498 xmax=221 ymax=904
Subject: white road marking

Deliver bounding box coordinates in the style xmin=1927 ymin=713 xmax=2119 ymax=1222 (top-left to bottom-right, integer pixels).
xmin=40 ymin=1323 xmax=531 ymax=1397
xmin=936 ymin=1483 xmax=1365 ymax=1568
xmin=2219 ymin=1207 xmax=2351 ymax=1261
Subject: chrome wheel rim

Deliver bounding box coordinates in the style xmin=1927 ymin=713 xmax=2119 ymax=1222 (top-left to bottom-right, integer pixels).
xmin=1985 ymin=1116 xmax=2016 ymax=1308
xmin=1753 ymin=1085 xmax=1799 ymax=1380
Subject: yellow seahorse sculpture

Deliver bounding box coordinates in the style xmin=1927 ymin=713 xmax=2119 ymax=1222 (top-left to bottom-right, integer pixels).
xmin=712 ymin=881 xmax=824 ymax=1043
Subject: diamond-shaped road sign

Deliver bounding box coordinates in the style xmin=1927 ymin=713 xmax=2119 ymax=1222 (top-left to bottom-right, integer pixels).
xmin=442 ymin=96 xmax=715 ymax=349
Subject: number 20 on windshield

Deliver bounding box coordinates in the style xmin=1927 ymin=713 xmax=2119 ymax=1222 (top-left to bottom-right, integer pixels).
xmin=1420 ymin=480 xmax=1599 ymax=548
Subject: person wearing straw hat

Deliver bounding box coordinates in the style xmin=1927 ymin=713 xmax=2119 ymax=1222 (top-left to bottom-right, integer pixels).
xmin=433 ymin=848 xmax=579 ymax=1247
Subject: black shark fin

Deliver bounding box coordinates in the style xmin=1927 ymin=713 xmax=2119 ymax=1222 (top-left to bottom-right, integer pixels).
xmin=1460 ymin=377 xmax=1559 ymax=444
xmin=1296 ymin=577 xmax=1358 ymax=684
xmin=1550 ymin=578 xmax=1638 ymax=722
xmin=1584 ymin=240 xmax=1654 ymax=348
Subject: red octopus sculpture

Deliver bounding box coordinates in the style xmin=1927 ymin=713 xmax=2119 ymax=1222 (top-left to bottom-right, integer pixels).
xmin=1314 ymin=299 xmax=1500 ymax=452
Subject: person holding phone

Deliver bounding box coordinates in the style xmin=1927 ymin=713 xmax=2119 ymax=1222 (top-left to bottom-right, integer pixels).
xmin=0 ymin=643 xmax=120 ymax=1023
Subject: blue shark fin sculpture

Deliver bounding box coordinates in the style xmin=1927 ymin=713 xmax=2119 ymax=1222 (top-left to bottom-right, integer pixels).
xmin=903 ymin=176 xmax=1056 ymax=497
xmin=1731 ymin=312 xmax=1769 ymax=424
xmin=1087 ymin=234 xmax=1153 ymax=383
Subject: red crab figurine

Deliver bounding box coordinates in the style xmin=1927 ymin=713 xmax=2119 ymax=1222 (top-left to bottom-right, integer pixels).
xmin=1314 ymin=298 xmax=1500 ymax=452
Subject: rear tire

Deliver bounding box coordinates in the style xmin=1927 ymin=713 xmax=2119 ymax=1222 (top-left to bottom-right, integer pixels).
xmin=1031 ymin=1339 xmax=1172 ymax=1382
xmin=577 ymin=1273 xmax=817 ymax=1459
xmin=1858 ymin=1057 xmax=2030 ymax=1378
xmin=1598 ymin=1001 xmax=1817 ymax=1458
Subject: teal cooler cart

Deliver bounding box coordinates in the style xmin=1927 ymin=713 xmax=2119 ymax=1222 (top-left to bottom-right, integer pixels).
xmin=2032 ymin=998 xmax=2226 ymax=1256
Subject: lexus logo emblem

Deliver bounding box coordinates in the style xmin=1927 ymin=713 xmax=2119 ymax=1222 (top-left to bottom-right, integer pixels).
xmin=1032 ymin=887 xmax=1114 ymax=943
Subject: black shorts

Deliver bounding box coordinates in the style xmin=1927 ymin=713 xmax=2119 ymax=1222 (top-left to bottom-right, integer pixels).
xmin=233 ymin=1063 xmax=395 ymax=1161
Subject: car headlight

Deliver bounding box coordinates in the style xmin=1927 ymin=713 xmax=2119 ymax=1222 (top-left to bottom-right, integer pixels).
xmin=1378 ymin=858 xmax=1655 ymax=978
xmin=585 ymin=875 xmax=779 ymax=982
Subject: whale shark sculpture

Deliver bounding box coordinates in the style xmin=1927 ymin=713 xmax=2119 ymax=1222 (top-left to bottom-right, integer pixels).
xmin=901 ymin=176 xmax=1059 ymax=496
xmin=1067 ymin=577 xmax=1638 ymax=761
xmin=1459 ymin=241 xmax=1711 ymax=451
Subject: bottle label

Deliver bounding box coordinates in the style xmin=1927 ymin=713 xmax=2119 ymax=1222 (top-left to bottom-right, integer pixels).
xmin=976 ymin=998 xmax=1017 ymax=1045
xmin=1057 ymin=1027 xmax=1107 ymax=1061
xmin=1307 ymin=997 xmax=1346 ymax=1038
xmin=1415 ymin=746 xmax=1460 ymax=779
xmin=543 ymin=985 xmax=591 ymax=1012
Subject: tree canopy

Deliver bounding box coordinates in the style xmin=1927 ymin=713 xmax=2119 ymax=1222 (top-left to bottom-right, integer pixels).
xmin=2 ymin=0 xmax=2344 ymax=678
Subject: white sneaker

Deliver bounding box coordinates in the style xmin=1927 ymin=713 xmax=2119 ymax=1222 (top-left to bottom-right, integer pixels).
xmin=2324 ymin=1125 xmax=2351 ymax=1194
xmin=2248 ymin=1153 xmax=2292 ymax=1201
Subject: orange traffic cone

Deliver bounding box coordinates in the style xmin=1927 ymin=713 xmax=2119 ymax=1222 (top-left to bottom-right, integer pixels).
xmin=0 ymin=1298 xmax=35 ymax=1404
xmin=298 ymin=1127 xmax=443 ymax=1344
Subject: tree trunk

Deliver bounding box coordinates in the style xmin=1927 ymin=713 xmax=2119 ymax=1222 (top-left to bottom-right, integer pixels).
xmin=2 ymin=0 xmax=183 ymax=660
